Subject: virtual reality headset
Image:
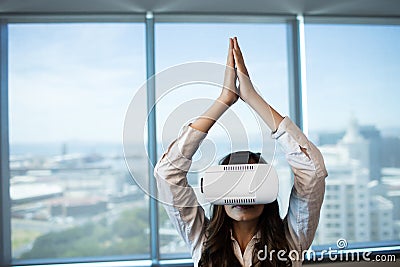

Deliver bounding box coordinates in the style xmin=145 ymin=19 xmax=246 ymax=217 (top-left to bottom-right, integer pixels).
xmin=199 ymin=162 xmax=279 ymax=205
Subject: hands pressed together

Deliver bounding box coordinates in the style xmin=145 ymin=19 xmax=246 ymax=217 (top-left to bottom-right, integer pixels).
xmin=190 ymin=37 xmax=283 ymax=133
xmin=219 ymin=37 xmax=258 ymax=107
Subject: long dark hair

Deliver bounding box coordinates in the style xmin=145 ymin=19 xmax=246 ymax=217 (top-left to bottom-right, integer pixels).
xmin=198 ymin=151 xmax=292 ymax=267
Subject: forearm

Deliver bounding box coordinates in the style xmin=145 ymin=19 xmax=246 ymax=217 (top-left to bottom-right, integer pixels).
xmin=190 ymin=98 xmax=231 ymax=133
xmin=245 ymin=91 xmax=284 ymax=133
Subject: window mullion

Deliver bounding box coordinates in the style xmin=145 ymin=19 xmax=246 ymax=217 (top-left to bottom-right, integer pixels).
xmin=145 ymin=12 xmax=160 ymax=266
xmin=286 ymin=15 xmax=308 ymax=133
xmin=0 ymin=21 xmax=11 ymax=267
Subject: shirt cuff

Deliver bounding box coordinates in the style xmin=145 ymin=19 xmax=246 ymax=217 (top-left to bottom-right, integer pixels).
xmin=175 ymin=124 xmax=208 ymax=159
xmin=271 ymin=116 xmax=292 ymax=139
xmin=271 ymin=116 xmax=310 ymax=153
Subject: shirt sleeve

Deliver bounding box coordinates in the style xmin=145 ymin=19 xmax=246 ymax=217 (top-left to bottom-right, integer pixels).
xmin=272 ymin=117 xmax=328 ymax=253
xmin=154 ymin=125 xmax=208 ymax=260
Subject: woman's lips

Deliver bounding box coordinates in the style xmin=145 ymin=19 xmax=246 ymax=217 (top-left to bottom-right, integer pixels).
xmin=232 ymin=205 xmax=254 ymax=210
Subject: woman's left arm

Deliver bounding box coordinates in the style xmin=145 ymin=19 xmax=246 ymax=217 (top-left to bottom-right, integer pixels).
xmin=272 ymin=117 xmax=328 ymax=252
xmin=232 ymin=37 xmax=328 ymax=252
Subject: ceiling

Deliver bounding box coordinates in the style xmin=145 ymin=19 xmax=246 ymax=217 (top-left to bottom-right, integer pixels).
xmin=0 ymin=0 xmax=400 ymax=17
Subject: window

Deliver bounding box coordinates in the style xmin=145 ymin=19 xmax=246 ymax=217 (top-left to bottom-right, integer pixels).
xmin=1 ymin=15 xmax=399 ymax=267
xmin=8 ymin=23 xmax=148 ymax=260
xmin=306 ymin=23 xmax=400 ymax=247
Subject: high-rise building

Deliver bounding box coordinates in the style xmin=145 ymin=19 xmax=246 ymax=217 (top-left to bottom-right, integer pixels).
xmin=359 ymin=125 xmax=382 ymax=181
xmin=316 ymin=146 xmax=371 ymax=244
xmin=382 ymin=137 xmax=400 ymax=168
xmin=370 ymin=195 xmax=394 ymax=241
xmin=315 ymin=118 xmax=393 ymax=245
xmin=318 ymin=117 xmax=383 ymax=182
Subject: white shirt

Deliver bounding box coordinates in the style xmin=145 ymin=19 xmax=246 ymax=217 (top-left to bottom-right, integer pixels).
xmin=154 ymin=117 xmax=328 ymax=267
xmin=230 ymin=229 xmax=261 ymax=266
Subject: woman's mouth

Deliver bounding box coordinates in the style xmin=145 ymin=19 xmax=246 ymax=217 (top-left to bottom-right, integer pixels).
xmin=232 ymin=205 xmax=254 ymax=210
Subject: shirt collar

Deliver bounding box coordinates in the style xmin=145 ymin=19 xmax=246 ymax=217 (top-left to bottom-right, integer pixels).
xmin=230 ymin=228 xmax=261 ymax=242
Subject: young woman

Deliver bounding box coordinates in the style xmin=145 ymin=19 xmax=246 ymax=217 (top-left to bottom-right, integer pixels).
xmin=154 ymin=37 xmax=328 ymax=267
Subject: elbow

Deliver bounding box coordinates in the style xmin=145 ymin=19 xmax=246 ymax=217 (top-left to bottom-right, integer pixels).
xmin=308 ymin=143 xmax=328 ymax=180
xmin=153 ymin=159 xmax=163 ymax=180
xmin=315 ymin=150 xmax=328 ymax=180
xmin=321 ymin=165 xmax=328 ymax=179
xmin=309 ymin=161 xmax=328 ymax=183
xmin=153 ymin=152 xmax=167 ymax=179
xmin=313 ymin=159 xmax=328 ymax=181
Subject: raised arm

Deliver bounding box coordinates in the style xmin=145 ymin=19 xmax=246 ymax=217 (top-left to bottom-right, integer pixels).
xmin=232 ymin=37 xmax=283 ymax=133
xmin=154 ymin=38 xmax=238 ymax=261
xmin=232 ymin=37 xmax=328 ymax=254
xmin=191 ymin=37 xmax=238 ymax=133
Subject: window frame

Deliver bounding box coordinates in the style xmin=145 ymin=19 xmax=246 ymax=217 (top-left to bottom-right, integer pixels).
xmin=0 ymin=13 xmax=399 ymax=267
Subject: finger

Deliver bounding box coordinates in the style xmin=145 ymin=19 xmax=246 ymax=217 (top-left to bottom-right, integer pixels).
xmin=232 ymin=47 xmax=242 ymax=70
xmin=232 ymin=45 xmax=239 ymax=65
xmin=234 ymin=37 xmax=244 ymax=58
xmin=232 ymin=48 xmax=243 ymax=68
xmin=233 ymin=36 xmax=239 ymax=50
xmin=232 ymin=48 xmax=249 ymax=77
xmin=226 ymin=38 xmax=234 ymax=67
xmin=230 ymin=38 xmax=236 ymax=68
xmin=232 ymin=38 xmax=244 ymax=63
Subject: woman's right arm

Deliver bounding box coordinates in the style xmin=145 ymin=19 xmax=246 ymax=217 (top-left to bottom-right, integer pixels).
xmin=154 ymin=124 xmax=208 ymax=259
xmin=154 ymin=38 xmax=238 ymax=259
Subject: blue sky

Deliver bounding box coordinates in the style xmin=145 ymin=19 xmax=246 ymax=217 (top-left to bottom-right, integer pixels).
xmin=306 ymin=24 xmax=400 ymax=133
xmin=8 ymin=22 xmax=400 ymax=145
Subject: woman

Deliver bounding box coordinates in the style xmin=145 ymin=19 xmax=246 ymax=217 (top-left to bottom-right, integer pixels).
xmin=154 ymin=37 xmax=327 ymax=266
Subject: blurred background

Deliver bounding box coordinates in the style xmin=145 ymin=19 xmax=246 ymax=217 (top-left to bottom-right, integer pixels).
xmin=0 ymin=0 xmax=400 ymax=266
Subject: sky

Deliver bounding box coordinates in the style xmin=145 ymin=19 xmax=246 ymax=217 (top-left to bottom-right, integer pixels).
xmin=8 ymin=22 xmax=400 ymax=147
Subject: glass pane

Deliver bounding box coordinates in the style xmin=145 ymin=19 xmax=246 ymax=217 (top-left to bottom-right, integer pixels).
xmin=155 ymin=23 xmax=290 ymax=257
xmin=305 ymin=24 xmax=400 ymax=247
xmin=8 ymin=23 xmax=149 ymax=260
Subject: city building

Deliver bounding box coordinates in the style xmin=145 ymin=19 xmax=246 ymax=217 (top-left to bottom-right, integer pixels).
xmin=316 ymin=118 xmax=394 ymax=245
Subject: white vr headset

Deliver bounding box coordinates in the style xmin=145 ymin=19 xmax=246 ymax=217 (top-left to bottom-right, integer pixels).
xmin=199 ymin=154 xmax=279 ymax=205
